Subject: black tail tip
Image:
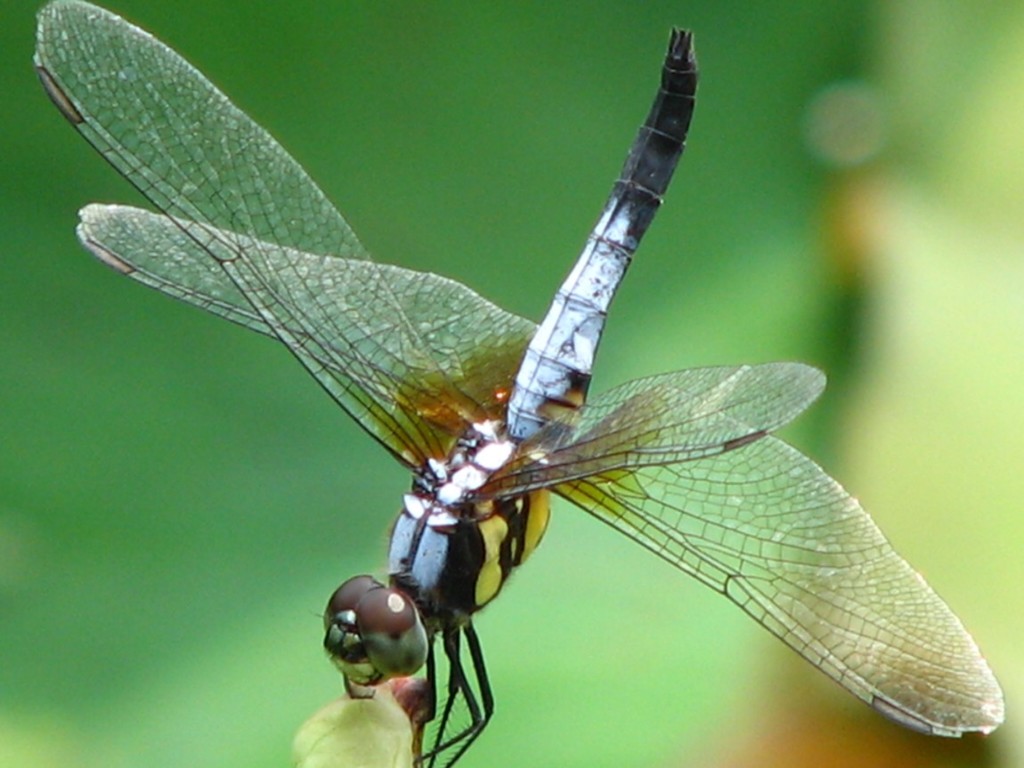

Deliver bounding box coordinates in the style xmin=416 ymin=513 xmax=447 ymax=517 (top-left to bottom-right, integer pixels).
xmin=668 ymin=28 xmax=696 ymax=67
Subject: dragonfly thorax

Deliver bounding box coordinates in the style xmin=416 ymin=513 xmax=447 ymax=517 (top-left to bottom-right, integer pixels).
xmin=386 ymin=422 xmax=549 ymax=626
xmin=413 ymin=420 xmax=515 ymax=507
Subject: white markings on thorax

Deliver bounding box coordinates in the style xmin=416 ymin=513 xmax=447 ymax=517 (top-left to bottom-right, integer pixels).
xmin=405 ymin=420 xmax=516 ymax=525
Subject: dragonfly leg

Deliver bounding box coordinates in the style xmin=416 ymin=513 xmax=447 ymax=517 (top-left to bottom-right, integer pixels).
xmin=422 ymin=625 xmax=492 ymax=767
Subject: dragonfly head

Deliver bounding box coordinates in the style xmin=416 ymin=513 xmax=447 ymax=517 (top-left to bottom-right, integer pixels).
xmin=323 ymin=575 xmax=428 ymax=692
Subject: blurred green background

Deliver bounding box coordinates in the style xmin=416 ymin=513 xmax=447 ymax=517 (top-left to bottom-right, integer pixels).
xmin=2 ymin=0 xmax=1021 ymax=766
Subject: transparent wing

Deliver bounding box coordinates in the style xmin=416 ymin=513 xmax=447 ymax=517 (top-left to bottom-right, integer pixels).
xmin=36 ymin=1 xmax=532 ymax=465
xmin=555 ymin=436 xmax=1003 ymax=736
xmin=35 ymin=0 xmax=354 ymax=257
xmin=78 ymin=204 xmax=534 ymax=463
xmin=482 ymin=363 xmax=825 ymax=494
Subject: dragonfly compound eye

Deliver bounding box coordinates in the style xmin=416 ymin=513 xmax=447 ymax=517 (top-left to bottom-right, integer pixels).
xmin=324 ymin=574 xmax=383 ymax=624
xmin=356 ymin=586 xmax=428 ymax=679
xmin=323 ymin=575 xmax=385 ymax=685
xmin=323 ymin=575 xmax=427 ymax=686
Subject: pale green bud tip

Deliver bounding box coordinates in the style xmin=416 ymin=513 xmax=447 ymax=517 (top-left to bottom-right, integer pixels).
xmin=293 ymin=685 xmax=416 ymax=768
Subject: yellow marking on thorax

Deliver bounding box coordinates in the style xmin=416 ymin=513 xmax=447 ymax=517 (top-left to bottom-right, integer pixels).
xmin=475 ymin=513 xmax=509 ymax=608
xmin=521 ymin=489 xmax=551 ymax=563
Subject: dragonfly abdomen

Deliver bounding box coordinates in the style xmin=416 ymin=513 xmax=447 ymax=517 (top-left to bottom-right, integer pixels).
xmin=506 ymin=30 xmax=697 ymax=441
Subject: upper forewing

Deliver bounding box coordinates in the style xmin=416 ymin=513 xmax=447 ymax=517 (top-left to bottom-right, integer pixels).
xmin=36 ymin=1 xmax=355 ymax=257
xmin=482 ymin=363 xmax=824 ymax=495
xmin=37 ymin=2 xmax=532 ymax=464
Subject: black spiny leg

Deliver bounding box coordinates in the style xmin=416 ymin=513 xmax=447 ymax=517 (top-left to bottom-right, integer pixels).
xmin=423 ymin=625 xmax=493 ymax=767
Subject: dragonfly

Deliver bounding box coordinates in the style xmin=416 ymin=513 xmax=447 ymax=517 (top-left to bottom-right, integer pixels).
xmin=36 ymin=1 xmax=1004 ymax=765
